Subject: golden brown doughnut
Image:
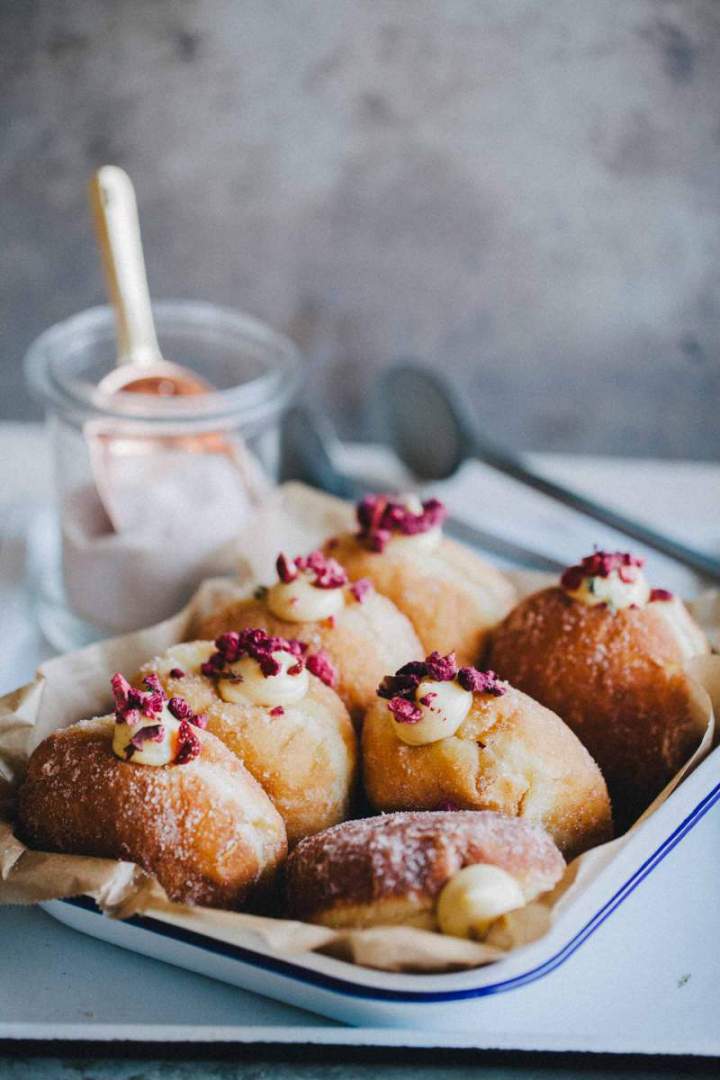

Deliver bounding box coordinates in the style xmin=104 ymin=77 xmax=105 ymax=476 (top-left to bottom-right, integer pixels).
xmin=140 ymin=632 xmax=357 ymax=845
xmin=323 ymin=495 xmax=516 ymax=664
xmin=17 ymin=712 xmax=287 ymax=910
xmin=486 ymin=551 xmax=710 ymax=828
xmin=192 ymin=551 xmax=421 ymax=724
xmin=286 ymin=810 xmax=565 ymax=930
xmin=362 ymin=653 xmax=612 ymax=858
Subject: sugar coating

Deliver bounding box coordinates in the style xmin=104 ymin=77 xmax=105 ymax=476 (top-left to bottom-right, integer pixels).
xmin=286 ymin=810 xmax=565 ymax=924
xmin=17 ymin=715 xmax=287 ymax=909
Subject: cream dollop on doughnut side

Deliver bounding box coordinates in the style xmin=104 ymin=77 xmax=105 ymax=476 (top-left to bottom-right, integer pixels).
xmin=285 ymin=811 xmax=566 ymax=930
xmin=267 ymin=552 xmax=347 ymax=623
xmin=110 ymin=673 xmax=205 ymax=766
xmin=378 ymin=652 xmax=507 ymax=746
xmin=355 ymin=494 xmax=446 ymax=554
xmin=560 ymin=551 xmax=650 ymax=610
xmin=436 ymin=863 xmax=525 ymax=939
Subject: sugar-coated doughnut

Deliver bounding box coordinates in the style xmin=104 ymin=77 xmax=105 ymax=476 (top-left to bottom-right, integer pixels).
xmin=323 ymin=495 xmax=516 ymax=664
xmin=140 ymin=630 xmax=357 ymax=845
xmin=17 ymin=706 xmax=287 ymax=909
xmin=362 ymin=653 xmax=612 ymax=858
xmin=192 ymin=551 xmax=421 ymax=723
xmin=486 ymin=551 xmax=710 ymax=828
xmin=286 ymin=811 xmax=565 ymax=933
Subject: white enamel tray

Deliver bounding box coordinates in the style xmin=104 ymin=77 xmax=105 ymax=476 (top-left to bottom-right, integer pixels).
xmin=43 ymin=742 xmax=720 ymax=1029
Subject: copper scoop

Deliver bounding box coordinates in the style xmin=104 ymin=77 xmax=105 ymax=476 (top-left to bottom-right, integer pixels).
xmin=86 ymin=167 xmax=264 ymax=530
xmin=89 ymin=166 xmax=212 ymax=396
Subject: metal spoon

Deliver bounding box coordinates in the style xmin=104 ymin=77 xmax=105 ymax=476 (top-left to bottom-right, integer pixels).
xmin=379 ymin=361 xmax=720 ymax=582
xmin=279 ymin=404 xmax=562 ymax=571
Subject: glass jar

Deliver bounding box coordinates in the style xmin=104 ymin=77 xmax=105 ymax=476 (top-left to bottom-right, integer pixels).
xmin=25 ymin=301 xmax=301 ymax=651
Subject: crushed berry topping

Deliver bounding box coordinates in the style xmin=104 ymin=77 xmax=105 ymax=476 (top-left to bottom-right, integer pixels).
xmin=387 ymin=696 xmax=423 ymax=724
xmin=169 ymin=668 xmax=185 ymax=679
xmin=378 ymin=653 xmax=507 ymax=715
xmin=418 ymin=692 xmax=437 ymax=707
xmin=306 ymin=650 xmax=337 ymax=688
xmin=124 ymin=723 xmax=166 ymax=759
xmin=166 ymin=696 xmax=207 ymax=729
xmin=356 ymin=495 xmax=447 ymax=552
xmin=350 ymin=578 xmax=373 ymax=603
xmin=111 ymin=673 xmax=204 ymax=763
xmin=204 ymin=628 xmax=307 ymax=680
xmin=175 ymin=719 xmax=201 ymax=764
xmin=276 ymin=553 xmax=298 ymax=583
xmin=167 ymin=695 xmax=191 ymax=719
xmin=131 ymin=723 xmax=164 ymax=746
xmin=561 ymin=550 xmax=644 ymax=591
xmin=425 ymin=651 xmax=458 ymax=681
xmin=457 ymin=667 xmax=506 ymax=695
xmin=275 ymin=550 xmax=348 ymax=590
xmin=111 ymin=673 xmax=164 ymax=723
xmin=650 ymin=588 xmax=674 ymax=602
xmin=269 ymin=706 xmax=285 ymax=717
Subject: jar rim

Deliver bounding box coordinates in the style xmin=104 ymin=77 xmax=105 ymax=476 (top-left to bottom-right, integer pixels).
xmin=24 ymin=300 xmax=303 ymax=431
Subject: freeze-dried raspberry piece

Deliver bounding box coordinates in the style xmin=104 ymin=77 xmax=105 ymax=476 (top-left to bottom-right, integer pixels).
xmin=306 ymin=650 xmax=337 ymax=688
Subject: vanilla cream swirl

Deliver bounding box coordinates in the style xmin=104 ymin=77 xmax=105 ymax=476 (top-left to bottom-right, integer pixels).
xmin=218 ymin=649 xmax=309 ymax=706
xmin=378 ymin=653 xmax=507 ymax=747
xmin=202 ymin=629 xmax=311 ymax=708
xmin=561 ymin=550 xmax=650 ymax=611
xmin=356 ymin=493 xmax=446 ymax=553
xmin=111 ymin=672 xmax=202 ymax=766
xmin=267 ymin=551 xmax=347 ymax=623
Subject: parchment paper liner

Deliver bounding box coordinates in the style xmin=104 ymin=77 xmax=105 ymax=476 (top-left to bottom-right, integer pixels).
xmin=1 ymin=483 xmax=719 ymax=974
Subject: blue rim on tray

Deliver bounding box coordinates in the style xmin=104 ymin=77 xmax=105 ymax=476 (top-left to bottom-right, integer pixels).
xmin=60 ymin=778 xmax=720 ymax=1004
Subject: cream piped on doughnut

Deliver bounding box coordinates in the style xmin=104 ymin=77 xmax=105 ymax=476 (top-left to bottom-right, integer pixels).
xmin=355 ymin=494 xmax=446 ymax=553
xmin=436 ymin=863 xmax=525 ymax=939
xmin=110 ymin=673 xmax=204 ymax=766
xmin=393 ymin=679 xmax=472 ymax=745
xmin=561 ymin=551 xmax=649 ymax=610
xmin=218 ymin=649 xmax=310 ymax=706
xmin=267 ymin=552 xmax=348 ymax=623
xmin=378 ymin=653 xmax=507 ymax=747
xmin=200 ymin=629 xmax=312 ymax=709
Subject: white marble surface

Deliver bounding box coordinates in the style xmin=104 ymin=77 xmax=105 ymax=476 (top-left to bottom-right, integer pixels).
xmin=1 ymin=423 xmax=719 ymax=1053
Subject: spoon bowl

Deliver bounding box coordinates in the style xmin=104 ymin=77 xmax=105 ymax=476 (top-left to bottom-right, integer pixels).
xmin=378 ymin=362 xmax=469 ymax=481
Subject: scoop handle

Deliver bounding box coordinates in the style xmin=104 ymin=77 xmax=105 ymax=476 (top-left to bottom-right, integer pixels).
xmin=88 ymin=166 xmax=161 ymax=367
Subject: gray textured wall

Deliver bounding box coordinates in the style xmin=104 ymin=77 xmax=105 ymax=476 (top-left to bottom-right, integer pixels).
xmin=2 ymin=0 xmax=719 ymax=457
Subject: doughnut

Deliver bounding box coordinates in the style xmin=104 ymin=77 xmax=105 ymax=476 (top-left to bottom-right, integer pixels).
xmin=17 ymin=674 xmax=287 ymax=909
xmin=323 ymin=494 xmax=516 ymax=664
xmin=486 ymin=550 xmax=710 ymax=828
xmin=286 ymin=810 xmax=565 ymax=935
xmin=192 ymin=550 xmax=421 ymax=723
xmin=362 ymin=652 xmax=612 ymax=858
xmin=140 ymin=629 xmax=357 ymax=845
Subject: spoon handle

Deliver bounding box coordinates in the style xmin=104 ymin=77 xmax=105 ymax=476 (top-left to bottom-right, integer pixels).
xmin=471 ymin=438 xmax=720 ymax=581
xmin=88 ymin=166 xmax=161 ymax=367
